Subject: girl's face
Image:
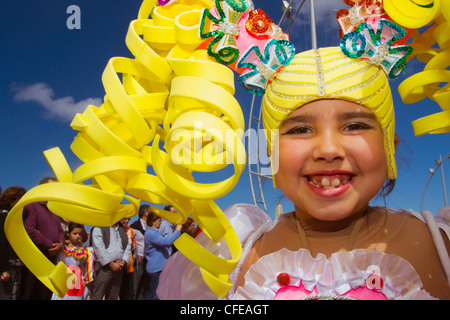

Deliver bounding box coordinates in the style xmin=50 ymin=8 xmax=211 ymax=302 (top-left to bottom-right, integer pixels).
xmin=275 ymin=99 xmax=388 ymax=221
xmin=68 ymin=227 xmax=84 ymax=246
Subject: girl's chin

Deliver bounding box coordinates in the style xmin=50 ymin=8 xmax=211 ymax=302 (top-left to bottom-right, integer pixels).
xmin=296 ymin=209 xmax=357 ymax=221
xmin=294 ymin=200 xmax=366 ymax=221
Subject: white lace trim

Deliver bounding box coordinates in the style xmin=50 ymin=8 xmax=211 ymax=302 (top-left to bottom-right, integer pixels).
xmin=156 ymin=205 xmax=449 ymax=300
xmin=229 ymin=248 xmax=437 ymax=300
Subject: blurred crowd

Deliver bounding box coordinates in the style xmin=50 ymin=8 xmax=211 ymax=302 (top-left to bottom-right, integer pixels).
xmin=0 ymin=178 xmax=200 ymax=300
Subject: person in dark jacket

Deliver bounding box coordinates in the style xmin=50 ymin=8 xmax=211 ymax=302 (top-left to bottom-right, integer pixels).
xmin=0 ymin=185 xmax=26 ymax=300
xmin=21 ymin=177 xmax=65 ymax=300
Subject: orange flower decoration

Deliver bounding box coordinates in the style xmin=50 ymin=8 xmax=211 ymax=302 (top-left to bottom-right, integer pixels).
xmin=245 ymin=9 xmax=273 ymax=35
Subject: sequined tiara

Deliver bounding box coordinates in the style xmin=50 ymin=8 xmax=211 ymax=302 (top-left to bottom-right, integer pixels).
xmin=198 ymin=0 xmax=414 ymax=95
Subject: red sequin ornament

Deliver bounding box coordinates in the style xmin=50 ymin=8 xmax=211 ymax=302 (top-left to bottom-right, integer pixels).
xmin=277 ymin=273 xmax=291 ymax=287
xmin=246 ymin=9 xmax=273 ymax=35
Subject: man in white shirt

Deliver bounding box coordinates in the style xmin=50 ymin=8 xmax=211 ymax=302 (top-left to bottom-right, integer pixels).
xmin=90 ymin=222 xmax=131 ymax=300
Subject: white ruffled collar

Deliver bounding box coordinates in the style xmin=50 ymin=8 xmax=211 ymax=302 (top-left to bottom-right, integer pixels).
xmin=229 ymin=248 xmax=437 ymax=300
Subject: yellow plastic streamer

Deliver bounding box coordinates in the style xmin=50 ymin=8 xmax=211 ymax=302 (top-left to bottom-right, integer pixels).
xmin=5 ymin=0 xmax=245 ymax=298
xmin=385 ymin=0 xmax=450 ymax=136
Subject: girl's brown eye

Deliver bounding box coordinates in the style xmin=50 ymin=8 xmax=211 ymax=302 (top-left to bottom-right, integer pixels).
xmin=344 ymin=122 xmax=372 ymax=131
xmin=282 ymin=126 xmax=312 ymax=135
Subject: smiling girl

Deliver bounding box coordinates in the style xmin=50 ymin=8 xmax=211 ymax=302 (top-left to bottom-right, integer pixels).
xmin=159 ymin=43 xmax=450 ymax=300
xmin=149 ymin=0 xmax=450 ymax=300
xmin=230 ymin=46 xmax=450 ymax=300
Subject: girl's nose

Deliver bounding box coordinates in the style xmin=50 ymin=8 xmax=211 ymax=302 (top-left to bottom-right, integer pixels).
xmin=312 ymin=131 xmax=345 ymax=163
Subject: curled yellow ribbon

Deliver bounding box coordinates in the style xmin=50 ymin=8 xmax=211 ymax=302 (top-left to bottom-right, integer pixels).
xmin=5 ymin=0 xmax=245 ymax=298
xmin=384 ymin=0 xmax=441 ymax=29
xmin=385 ymin=0 xmax=450 ymax=136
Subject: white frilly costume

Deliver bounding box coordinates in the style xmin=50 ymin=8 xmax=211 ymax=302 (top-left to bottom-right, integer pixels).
xmin=157 ymin=204 xmax=450 ymax=300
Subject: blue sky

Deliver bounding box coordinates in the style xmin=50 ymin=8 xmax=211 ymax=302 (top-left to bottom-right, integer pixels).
xmin=0 ymin=0 xmax=448 ymax=222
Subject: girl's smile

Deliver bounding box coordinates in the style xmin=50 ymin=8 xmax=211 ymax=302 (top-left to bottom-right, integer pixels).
xmin=275 ymin=99 xmax=389 ymax=221
xmin=304 ymin=170 xmax=354 ymax=197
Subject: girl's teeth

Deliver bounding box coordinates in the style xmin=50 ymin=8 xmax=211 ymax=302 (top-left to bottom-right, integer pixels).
xmin=309 ymin=176 xmax=351 ymax=189
xmin=331 ymin=178 xmax=340 ymax=187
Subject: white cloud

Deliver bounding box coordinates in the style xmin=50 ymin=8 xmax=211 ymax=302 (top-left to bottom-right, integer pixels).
xmin=12 ymin=82 xmax=102 ymax=122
